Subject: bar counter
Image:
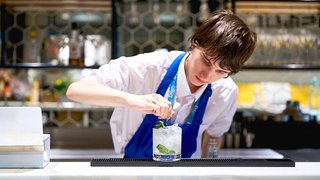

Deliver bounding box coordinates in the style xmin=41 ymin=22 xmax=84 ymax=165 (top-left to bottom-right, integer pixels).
xmin=1 ymin=148 xmax=320 ymax=179
xmin=0 ymin=161 xmax=320 ymax=180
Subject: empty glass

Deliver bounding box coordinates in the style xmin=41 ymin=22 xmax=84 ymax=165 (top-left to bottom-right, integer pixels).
xmin=46 ymin=35 xmax=69 ymax=65
xmin=85 ymin=35 xmax=111 ymax=66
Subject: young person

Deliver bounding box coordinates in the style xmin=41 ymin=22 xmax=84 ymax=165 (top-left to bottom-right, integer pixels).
xmin=66 ymin=10 xmax=257 ymax=158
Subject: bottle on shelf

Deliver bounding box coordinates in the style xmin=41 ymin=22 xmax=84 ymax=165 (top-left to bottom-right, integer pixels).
xmin=291 ymin=101 xmax=310 ymax=122
xmin=25 ymin=29 xmax=40 ymax=63
xmin=0 ymin=80 xmax=3 ymax=100
xmin=68 ymin=22 xmax=84 ymax=67
xmin=224 ymin=121 xmax=240 ymax=149
xmin=292 ymin=101 xmax=301 ymax=120
xmin=282 ymin=100 xmax=294 ymax=121
xmin=309 ymin=76 xmax=320 ymax=109
xmin=309 ymin=76 xmax=320 ymax=121
xmin=3 ymin=81 xmax=12 ymax=101
xmin=40 ymin=38 xmax=48 ymax=63
xmin=282 ymin=100 xmax=292 ymax=114
xmin=30 ymin=79 xmax=40 ymax=104
xmin=0 ymin=72 xmax=12 ymax=101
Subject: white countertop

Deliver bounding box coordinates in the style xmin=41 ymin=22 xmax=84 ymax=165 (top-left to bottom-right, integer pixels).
xmin=49 ymin=148 xmax=284 ymax=160
xmin=1 ymin=149 xmax=319 ymax=179
xmin=1 ymin=162 xmax=320 ymax=180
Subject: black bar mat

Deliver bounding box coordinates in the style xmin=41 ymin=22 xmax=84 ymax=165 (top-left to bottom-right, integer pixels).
xmin=91 ymin=158 xmax=295 ymax=167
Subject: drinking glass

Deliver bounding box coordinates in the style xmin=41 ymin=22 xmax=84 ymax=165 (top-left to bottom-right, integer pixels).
xmin=153 ymin=124 xmax=182 ymax=162
xmin=85 ymin=35 xmax=111 ymax=66
xmin=46 ymin=35 xmax=69 ymax=65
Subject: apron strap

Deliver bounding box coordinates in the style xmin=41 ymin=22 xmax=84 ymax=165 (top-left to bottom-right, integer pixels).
xmin=156 ymin=53 xmax=187 ymax=96
xmin=124 ymin=52 xmax=187 ymax=158
xmin=124 ymin=52 xmax=212 ymax=158
xmin=180 ymin=84 xmax=212 ymax=158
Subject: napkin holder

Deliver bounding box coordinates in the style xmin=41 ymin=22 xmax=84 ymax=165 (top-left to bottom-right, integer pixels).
xmin=0 ymin=107 xmax=50 ymax=168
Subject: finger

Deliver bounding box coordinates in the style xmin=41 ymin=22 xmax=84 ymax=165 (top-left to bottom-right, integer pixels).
xmin=145 ymin=109 xmax=155 ymax=115
xmin=150 ymin=94 xmax=173 ymax=118
xmin=154 ymin=95 xmax=171 ymax=115
xmin=146 ymin=96 xmax=160 ymax=109
xmin=160 ymin=101 xmax=169 ymax=118
xmin=153 ymin=94 xmax=171 ymax=106
xmin=161 ymin=106 xmax=172 ymax=120
xmin=159 ymin=102 xmax=172 ymax=119
xmin=140 ymin=98 xmax=160 ymax=115
xmin=149 ymin=104 xmax=160 ymax=116
xmin=165 ymin=106 xmax=173 ymax=119
xmin=149 ymin=97 xmax=164 ymax=116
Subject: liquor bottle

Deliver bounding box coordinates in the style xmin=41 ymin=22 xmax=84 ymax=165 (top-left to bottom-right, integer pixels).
xmin=292 ymin=101 xmax=303 ymax=121
xmin=282 ymin=100 xmax=294 ymax=121
xmin=68 ymin=22 xmax=84 ymax=66
xmin=309 ymin=76 xmax=320 ymax=121
xmin=283 ymin=100 xmax=294 ymax=115
xmin=26 ymin=30 xmax=40 ymax=63
xmin=310 ymin=76 xmax=320 ymax=110
xmin=40 ymin=38 xmax=47 ymax=63
xmin=30 ymin=80 xmax=40 ymax=104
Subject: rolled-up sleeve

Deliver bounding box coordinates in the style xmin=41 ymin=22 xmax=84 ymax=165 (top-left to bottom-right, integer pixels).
xmin=80 ymin=51 xmax=178 ymax=154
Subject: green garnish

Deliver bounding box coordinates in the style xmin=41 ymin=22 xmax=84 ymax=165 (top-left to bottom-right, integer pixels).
xmin=154 ymin=121 xmax=165 ymax=129
xmin=156 ymin=144 xmax=176 ymax=154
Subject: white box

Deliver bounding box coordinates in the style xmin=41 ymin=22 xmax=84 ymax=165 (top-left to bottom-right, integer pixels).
xmin=0 ymin=107 xmax=50 ymax=168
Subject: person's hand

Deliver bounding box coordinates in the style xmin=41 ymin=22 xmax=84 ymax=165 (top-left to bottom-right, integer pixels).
xmin=126 ymin=93 xmax=173 ymax=119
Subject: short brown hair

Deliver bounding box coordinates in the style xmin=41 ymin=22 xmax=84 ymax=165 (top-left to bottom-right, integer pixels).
xmin=189 ymin=10 xmax=257 ymax=75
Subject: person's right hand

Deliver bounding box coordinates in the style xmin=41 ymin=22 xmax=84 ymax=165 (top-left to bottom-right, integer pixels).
xmin=126 ymin=93 xmax=173 ymax=119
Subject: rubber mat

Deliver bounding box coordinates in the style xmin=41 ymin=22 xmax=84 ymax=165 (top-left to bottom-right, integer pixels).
xmin=90 ymin=158 xmax=295 ymax=167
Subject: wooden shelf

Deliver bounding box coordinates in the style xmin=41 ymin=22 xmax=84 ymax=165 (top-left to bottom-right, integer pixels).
xmin=0 ymin=63 xmax=100 ymax=69
xmin=236 ymin=1 xmax=320 ymax=14
xmin=0 ymin=101 xmax=112 ymax=110
xmin=2 ymin=63 xmax=320 ymax=70
xmin=2 ymin=0 xmax=112 ymax=12
xmin=244 ymin=64 xmax=320 ymax=70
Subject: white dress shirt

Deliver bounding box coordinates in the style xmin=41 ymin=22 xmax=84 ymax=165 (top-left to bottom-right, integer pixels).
xmin=84 ymin=50 xmax=238 ymax=158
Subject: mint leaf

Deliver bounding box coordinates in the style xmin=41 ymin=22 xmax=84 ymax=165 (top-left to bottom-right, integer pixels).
xmin=156 ymin=144 xmax=169 ymax=154
xmin=156 ymin=144 xmax=176 ymax=155
xmin=154 ymin=121 xmax=165 ymax=129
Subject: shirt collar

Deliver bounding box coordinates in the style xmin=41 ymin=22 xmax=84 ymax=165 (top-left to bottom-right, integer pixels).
xmin=176 ymin=52 xmax=207 ymax=101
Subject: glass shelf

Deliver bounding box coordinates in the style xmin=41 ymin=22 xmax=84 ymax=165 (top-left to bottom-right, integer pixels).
xmin=244 ymin=64 xmax=320 ymax=70
xmin=0 ymin=63 xmax=100 ymax=69
xmin=0 ymin=101 xmax=112 ymax=110
xmin=2 ymin=63 xmax=320 ymax=70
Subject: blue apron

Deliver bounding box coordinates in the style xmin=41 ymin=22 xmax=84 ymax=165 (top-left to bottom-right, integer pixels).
xmin=124 ymin=52 xmax=212 ymax=158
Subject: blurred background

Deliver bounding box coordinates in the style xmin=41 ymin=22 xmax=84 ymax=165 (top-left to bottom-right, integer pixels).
xmin=1 ymin=0 xmax=320 ymax=159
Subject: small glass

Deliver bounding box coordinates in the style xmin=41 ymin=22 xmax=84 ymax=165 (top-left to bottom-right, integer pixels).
xmin=153 ymin=124 xmax=182 ymax=162
xmin=85 ymin=35 xmax=111 ymax=66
